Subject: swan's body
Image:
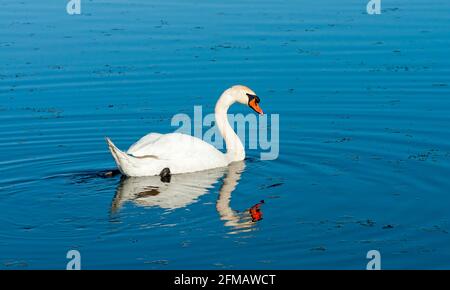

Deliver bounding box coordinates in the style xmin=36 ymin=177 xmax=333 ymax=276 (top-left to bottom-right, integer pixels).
xmin=107 ymin=133 xmax=229 ymax=176
xmin=106 ymin=85 xmax=263 ymax=177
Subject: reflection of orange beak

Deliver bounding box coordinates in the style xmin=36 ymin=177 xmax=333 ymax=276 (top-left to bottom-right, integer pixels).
xmin=249 ymin=98 xmax=264 ymax=115
xmin=249 ymin=200 xmax=265 ymax=222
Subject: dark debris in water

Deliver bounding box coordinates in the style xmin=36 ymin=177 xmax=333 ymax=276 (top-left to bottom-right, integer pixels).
xmin=3 ymin=260 xmax=28 ymax=268
xmin=357 ymin=219 xmax=376 ymax=227
xmin=143 ymin=259 xmax=169 ymax=265
xmin=210 ymin=43 xmax=250 ymax=51
xmin=297 ymin=218 xmax=382 ymax=230
xmin=421 ymin=225 xmax=449 ymax=234
xmin=259 ymin=183 xmax=283 ymax=190
xmin=98 ymin=170 xmax=121 ymax=178
xmin=408 ymin=149 xmax=446 ymax=162
xmin=70 ymin=169 xmax=121 ymax=184
xmin=324 ymin=137 xmax=352 ymax=144
xmin=297 ymin=48 xmax=321 ymax=56
xmin=21 ymin=225 xmax=36 ymax=231
xmin=266 ymin=183 xmax=283 ymax=189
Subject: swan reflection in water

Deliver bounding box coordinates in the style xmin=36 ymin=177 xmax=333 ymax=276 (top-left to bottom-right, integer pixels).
xmin=111 ymin=161 xmax=263 ymax=233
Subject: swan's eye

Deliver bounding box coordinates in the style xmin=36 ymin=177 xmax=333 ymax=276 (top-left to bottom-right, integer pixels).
xmin=246 ymin=93 xmax=260 ymax=103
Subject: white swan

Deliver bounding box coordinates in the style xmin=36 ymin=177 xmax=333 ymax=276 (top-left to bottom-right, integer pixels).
xmin=106 ymin=85 xmax=264 ymax=177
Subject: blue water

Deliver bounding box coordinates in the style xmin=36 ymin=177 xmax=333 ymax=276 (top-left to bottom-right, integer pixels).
xmin=1 ymin=0 xmax=450 ymax=269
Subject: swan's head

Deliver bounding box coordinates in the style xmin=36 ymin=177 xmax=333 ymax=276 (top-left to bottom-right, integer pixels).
xmin=228 ymin=85 xmax=264 ymax=115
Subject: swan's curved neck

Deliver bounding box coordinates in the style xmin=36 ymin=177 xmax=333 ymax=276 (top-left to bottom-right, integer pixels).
xmin=215 ymin=91 xmax=245 ymax=162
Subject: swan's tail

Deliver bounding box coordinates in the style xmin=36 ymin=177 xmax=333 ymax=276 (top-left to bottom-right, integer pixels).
xmin=106 ymin=137 xmax=164 ymax=177
xmin=105 ymin=137 xmax=131 ymax=175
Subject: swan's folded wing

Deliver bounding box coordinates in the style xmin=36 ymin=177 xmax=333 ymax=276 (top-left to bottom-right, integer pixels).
xmin=126 ymin=133 xmax=229 ymax=172
xmin=127 ymin=133 xmax=162 ymax=156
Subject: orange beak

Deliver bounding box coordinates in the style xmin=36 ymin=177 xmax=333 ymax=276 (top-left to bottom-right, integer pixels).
xmin=249 ymin=98 xmax=264 ymax=115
